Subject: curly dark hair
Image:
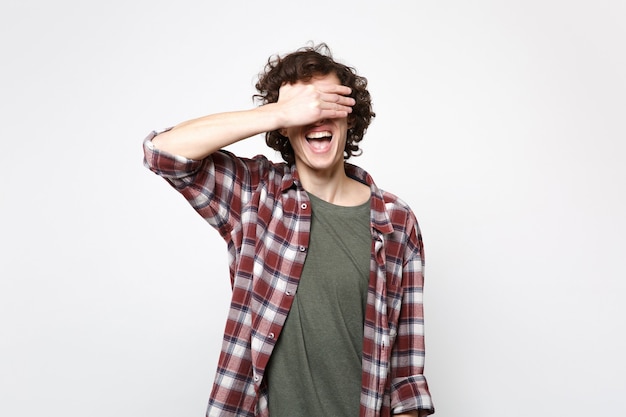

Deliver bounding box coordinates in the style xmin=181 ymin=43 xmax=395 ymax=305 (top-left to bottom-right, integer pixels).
xmin=253 ymin=43 xmax=375 ymax=164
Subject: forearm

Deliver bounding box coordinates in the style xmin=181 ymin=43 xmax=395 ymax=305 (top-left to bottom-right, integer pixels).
xmin=152 ymin=104 xmax=282 ymax=160
xmin=151 ymin=79 xmax=355 ymax=160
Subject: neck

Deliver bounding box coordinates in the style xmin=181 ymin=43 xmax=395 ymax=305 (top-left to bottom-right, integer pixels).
xmin=296 ymin=163 xmax=370 ymax=207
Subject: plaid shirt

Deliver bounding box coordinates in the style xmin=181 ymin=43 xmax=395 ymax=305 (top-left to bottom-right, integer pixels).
xmin=143 ymin=131 xmax=434 ymax=417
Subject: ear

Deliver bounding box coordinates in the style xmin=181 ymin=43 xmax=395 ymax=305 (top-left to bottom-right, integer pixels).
xmin=347 ymin=116 xmax=355 ymax=129
xmin=279 ymin=128 xmax=288 ymax=137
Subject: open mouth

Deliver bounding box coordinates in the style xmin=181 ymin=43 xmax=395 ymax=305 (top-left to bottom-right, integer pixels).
xmin=305 ymin=131 xmax=333 ymax=151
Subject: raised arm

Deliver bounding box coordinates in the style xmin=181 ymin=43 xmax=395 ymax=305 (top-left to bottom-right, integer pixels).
xmin=151 ymin=81 xmax=355 ymax=160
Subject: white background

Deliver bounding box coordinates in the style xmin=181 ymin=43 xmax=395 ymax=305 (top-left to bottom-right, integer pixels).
xmin=1 ymin=1 xmax=625 ymax=416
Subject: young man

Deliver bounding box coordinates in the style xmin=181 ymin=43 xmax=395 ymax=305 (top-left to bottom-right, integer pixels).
xmin=143 ymin=43 xmax=434 ymax=417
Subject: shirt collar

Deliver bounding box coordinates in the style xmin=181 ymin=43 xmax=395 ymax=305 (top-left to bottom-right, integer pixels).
xmin=281 ymin=162 xmax=395 ymax=235
xmin=345 ymin=163 xmax=395 ymax=235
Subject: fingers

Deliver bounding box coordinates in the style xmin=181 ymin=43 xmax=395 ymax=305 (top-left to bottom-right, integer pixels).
xmin=317 ymin=90 xmax=355 ymax=118
xmin=280 ymin=82 xmax=354 ymax=104
xmin=318 ymin=87 xmax=355 ymax=117
xmin=317 ymin=83 xmax=352 ymax=96
xmin=320 ymin=91 xmax=355 ymax=106
xmin=320 ymin=109 xmax=351 ymax=120
xmin=318 ymin=100 xmax=354 ymax=118
xmin=317 ymin=84 xmax=354 ymax=105
xmin=276 ymin=81 xmax=355 ymax=123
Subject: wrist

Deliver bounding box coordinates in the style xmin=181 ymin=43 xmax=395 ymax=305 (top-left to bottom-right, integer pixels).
xmin=257 ymin=102 xmax=285 ymax=132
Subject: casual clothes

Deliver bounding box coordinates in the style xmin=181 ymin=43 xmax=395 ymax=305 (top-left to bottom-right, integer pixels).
xmin=143 ymin=131 xmax=435 ymax=417
xmin=266 ymin=193 xmax=371 ymax=417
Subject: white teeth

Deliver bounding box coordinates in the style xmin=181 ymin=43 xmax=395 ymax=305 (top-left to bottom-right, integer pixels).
xmin=306 ymin=131 xmax=332 ymax=140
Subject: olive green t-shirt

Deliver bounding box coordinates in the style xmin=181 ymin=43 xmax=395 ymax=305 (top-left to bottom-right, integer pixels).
xmin=266 ymin=192 xmax=371 ymax=417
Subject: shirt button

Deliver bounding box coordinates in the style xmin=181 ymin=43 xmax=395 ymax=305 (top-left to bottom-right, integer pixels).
xmin=299 ymin=246 xmax=306 ymax=252
xmin=286 ymin=290 xmax=292 ymax=296
xmin=300 ymin=203 xmax=308 ymax=210
xmin=253 ymin=375 xmax=260 ymax=382
xmin=268 ymin=332 xmax=275 ymax=339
